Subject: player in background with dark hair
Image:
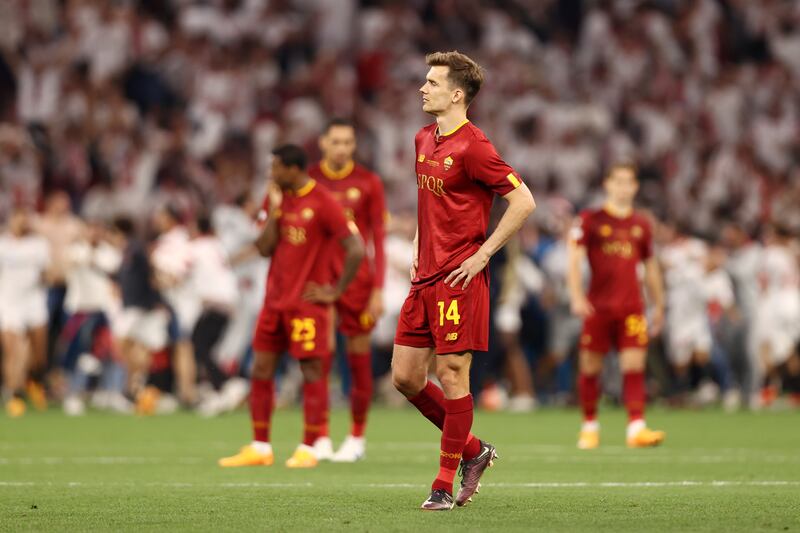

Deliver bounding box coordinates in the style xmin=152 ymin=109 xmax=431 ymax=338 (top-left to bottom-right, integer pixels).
xmin=567 ymin=163 xmax=666 ymax=450
xmin=219 ymin=144 xmax=364 ymax=468
xmin=310 ymin=118 xmax=387 ymax=462
xmin=391 ymin=51 xmax=535 ymax=510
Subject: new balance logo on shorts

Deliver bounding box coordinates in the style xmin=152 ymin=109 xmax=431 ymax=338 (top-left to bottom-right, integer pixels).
xmin=445 ymin=332 xmax=458 ymax=341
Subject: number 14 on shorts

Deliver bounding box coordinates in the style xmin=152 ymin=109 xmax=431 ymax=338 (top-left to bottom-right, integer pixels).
xmin=437 ymin=300 xmax=461 ymax=326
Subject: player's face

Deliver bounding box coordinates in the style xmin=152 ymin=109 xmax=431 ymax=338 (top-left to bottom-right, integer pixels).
xmin=420 ymin=66 xmax=461 ymax=115
xmin=604 ymin=167 xmax=639 ymax=205
xmin=8 ymin=209 xmax=29 ymax=235
xmin=320 ymin=126 xmax=356 ymax=166
xmin=270 ymin=157 xmax=296 ymax=189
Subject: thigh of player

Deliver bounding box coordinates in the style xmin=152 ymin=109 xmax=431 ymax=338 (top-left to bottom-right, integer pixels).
xmin=429 ymin=272 xmax=489 ymax=355
xmin=579 ymin=310 xmax=614 ymax=355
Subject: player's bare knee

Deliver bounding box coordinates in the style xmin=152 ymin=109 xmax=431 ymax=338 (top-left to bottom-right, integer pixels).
xmin=299 ymin=358 xmax=323 ymax=382
xmin=391 ymin=365 xmax=424 ymax=397
xmin=251 ymin=352 xmax=276 ymax=380
xmin=578 ymin=351 xmax=603 ymax=375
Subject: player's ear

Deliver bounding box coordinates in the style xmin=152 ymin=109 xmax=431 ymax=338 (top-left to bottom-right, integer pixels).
xmin=452 ymin=88 xmax=464 ymax=105
xmin=318 ymin=133 xmax=327 ymax=153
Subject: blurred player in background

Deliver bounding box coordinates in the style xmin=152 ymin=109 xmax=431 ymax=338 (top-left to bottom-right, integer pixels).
xmin=310 ymin=118 xmax=387 ymax=462
xmin=568 ymin=163 xmax=665 ymax=450
xmin=753 ymin=225 xmax=800 ymax=406
xmin=188 ymin=215 xmax=242 ymax=416
xmin=151 ymin=206 xmax=199 ymax=407
xmin=659 ymin=222 xmax=713 ymax=404
xmin=219 ymin=144 xmax=364 ymax=469
xmin=0 ymin=207 xmax=51 ymax=417
xmin=391 ymin=51 xmax=535 ymax=510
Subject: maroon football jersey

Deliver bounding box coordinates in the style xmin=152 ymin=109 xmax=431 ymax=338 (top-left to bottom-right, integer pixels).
xmin=414 ymin=120 xmax=522 ymax=286
xmin=310 ymin=161 xmax=386 ymax=289
xmin=265 ymin=180 xmax=354 ymax=310
xmin=573 ymin=208 xmax=653 ymax=312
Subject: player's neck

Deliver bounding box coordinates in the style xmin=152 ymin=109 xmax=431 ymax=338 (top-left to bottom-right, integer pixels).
xmin=603 ymin=201 xmax=633 ymax=218
xmin=435 ymin=111 xmax=469 ymax=138
xmin=288 ymin=176 xmax=314 ymax=196
xmin=321 ymin=158 xmax=354 ymax=179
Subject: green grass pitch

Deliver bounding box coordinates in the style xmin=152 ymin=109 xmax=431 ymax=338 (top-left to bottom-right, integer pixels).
xmin=1 ymin=407 xmax=799 ymax=532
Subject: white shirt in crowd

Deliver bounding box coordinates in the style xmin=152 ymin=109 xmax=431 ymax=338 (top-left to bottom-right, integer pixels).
xmin=0 ymin=233 xmax=50 ymax=301
xmin=189 ymin=235 xmax=238 ymax=310
xmin=64 ymin=240 xmax=122 ymax=315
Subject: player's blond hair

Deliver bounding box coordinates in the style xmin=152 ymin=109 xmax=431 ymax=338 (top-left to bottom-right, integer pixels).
xmin=425 ymin=51 xmax=485 ymax=106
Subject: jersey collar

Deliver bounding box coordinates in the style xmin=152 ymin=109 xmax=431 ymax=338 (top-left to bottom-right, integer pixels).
xmin=320 ymin=159 xmax=355 ymax=180
xmin=435 ymin=119 xmax=470 ymax=141
xmin=602 ymin=202 xmax=633 ymax=219
xmin=290 ymin=179 xmax=316 ymax=197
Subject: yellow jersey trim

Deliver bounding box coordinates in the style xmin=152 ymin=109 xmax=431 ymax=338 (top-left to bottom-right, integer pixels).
xmin=295 ymin=180 xmax=317 ymax=198
xmin=506 ymin=173 xmax=521 ymax=188
xmin=602 ymin=203 xmax=633 ymax=219
xmin=320 ymin=160 xmax=355 ymax=180
xmin=437 ymin=119 xmax=470 ymax=138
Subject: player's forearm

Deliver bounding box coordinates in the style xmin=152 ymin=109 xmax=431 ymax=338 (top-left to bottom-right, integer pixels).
xmin=372 ymin=225 xmax=387 ymax=289
xmin=645 ymin=258 xmax=665 ymax=311
xmin=254 ymin=216 xmax=279 ymax=258
xmin=336 ymin=235 xmax=366 ymax=296
xmin=566 ymin=244 xmax=586 ymax=301
xmin=477 ymin=186 xmax=535 ymax=260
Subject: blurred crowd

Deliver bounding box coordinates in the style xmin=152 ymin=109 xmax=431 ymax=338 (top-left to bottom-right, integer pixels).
xmin=1 ymin=0 xmax=800 ymax=416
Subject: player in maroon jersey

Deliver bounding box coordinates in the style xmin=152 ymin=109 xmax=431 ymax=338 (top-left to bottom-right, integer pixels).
xmin=567 ymin=163 xmax=666 ymax=450
xmin=391 ymin=51 xmax=536 ymax=510
xmin=219 ymin=144 xmax=364 ymax=469
xmin=309 ymin=118 xmax=387 ymax=462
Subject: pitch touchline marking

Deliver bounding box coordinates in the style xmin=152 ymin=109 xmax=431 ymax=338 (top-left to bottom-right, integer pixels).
xmin=1 ymin=481 xmax=799 ymax=489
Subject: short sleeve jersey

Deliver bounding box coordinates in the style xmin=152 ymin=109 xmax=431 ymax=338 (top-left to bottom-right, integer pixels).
xmin=310 ymin=161 xmax=387 ymax=288
xmin=572 ymin=208 xmax=653 ymax=312
xmin=0 ymin=234 xmax=50 ymax=299
xmin=266 ymin=180 xmax=354 ymax=310
xmin=414 ymin=121 xmax=522 ymax=286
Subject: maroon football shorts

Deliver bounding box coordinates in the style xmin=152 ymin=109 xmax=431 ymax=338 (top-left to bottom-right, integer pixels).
xmin=394 ymin=270 xmax=489 ymax=354
xmin=335 ymin=279 xmax=376 ymax=337
xmin=253 ymin=304 xmax=334 ymax=359
xmin=579 ymin=307 xmax=648 ymax=354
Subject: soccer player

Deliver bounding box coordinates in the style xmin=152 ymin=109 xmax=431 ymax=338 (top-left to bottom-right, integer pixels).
xmin=391 ymin=51 xmax=536 ymax=510
xmin=219 ymin=144 xmax=364 ymax=468
xmin=310 ymin=118 xmax=387 ymax=462
xmin=0 ymin=207 xmax=51 ymax=417
xmin=659 ymin=222 xmax=713 ymax=402
xmin=753 ymin=225 xmax=800 ymax=406
xmin=567 ymin=163 xmax=666 ymax=450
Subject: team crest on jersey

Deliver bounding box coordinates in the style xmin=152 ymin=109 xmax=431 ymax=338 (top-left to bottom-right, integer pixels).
xmin=346 ymin=187 xmax=361 ymax=201
xmin=443 ymin=156 xmax=454 ymax=171
xmin=301 ymin=208 xmax=315 ymax=220
xmin=631 ymin=225 xmax=643 ymax=238
xmin=599 ymin=224 xmax=613 ymax=237
xmin=418 ymin=154 xmax=426 ymax=163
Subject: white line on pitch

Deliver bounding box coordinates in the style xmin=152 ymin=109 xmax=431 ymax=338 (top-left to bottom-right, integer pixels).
xmin=1 ymin=481 xmax=799 ymax=489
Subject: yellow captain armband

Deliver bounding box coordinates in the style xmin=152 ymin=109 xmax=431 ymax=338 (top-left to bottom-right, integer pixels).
xmin=506 ymin=173 xmax=521 ymax=188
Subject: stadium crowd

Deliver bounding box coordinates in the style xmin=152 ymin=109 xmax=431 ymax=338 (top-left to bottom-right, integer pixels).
xmin=1 ymin=0 xmax=799 ymax=416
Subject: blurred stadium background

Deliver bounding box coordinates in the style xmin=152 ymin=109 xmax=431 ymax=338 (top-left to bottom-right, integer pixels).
xmin=1 ymin=0 xmax=800 ymax=530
